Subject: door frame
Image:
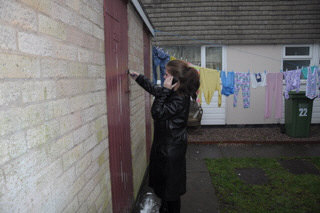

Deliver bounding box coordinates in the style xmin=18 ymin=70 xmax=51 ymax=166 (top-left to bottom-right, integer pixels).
xmin=104 ymin=0 xmax=133 ymax=212
xmin=143 ymin=26 xmax=152 ymax=160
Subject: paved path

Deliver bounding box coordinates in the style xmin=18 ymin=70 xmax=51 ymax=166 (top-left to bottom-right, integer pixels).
xmin=134 ymin=143 xmax=320 ymax=213
xmin=181 ymin=143 xmax=320 ymax=213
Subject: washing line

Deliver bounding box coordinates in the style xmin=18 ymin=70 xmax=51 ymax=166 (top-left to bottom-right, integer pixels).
xmin=153 ymin=29 xmax=314 ymax=69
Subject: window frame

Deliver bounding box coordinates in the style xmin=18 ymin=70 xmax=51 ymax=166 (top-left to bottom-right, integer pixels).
xmin=201 ymin=45 xmax=224 ymax=70
xmin=159 ymin=45 xmax=225 ymax=70
xmin=282 ymin=44 xmax=312 ymax=59
xmin=282 ymin=45 xmax=313 ymax=71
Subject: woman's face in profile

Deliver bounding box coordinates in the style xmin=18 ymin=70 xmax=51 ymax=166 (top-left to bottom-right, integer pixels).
xmin=164 ymin=69 xmax=172 ymax=80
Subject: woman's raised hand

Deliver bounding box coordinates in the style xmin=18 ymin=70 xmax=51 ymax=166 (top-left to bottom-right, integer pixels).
xmin=128 ymin=70 xmax=139 ymax=80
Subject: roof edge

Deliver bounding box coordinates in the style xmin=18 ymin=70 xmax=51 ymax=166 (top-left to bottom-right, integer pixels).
xmin=130 ymin=0 xmax=155 ymax=36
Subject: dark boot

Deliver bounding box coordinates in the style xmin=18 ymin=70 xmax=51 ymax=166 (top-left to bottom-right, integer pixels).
xmin=159 ymin=200 xmax=168 ymax=213
xmin=166 ymin=198 xmax=180 ymax=213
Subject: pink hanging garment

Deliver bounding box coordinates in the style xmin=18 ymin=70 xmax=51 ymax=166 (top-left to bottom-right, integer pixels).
xmin=265 ymin=73 xmax=283 ymax=119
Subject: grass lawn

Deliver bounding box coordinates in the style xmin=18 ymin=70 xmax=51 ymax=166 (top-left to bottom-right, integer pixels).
xmin=205 ymin=157 xmax=320 ymax=213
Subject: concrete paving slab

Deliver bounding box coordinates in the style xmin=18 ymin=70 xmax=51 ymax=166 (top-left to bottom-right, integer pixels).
xmin=186 ymin=157 xmax=208 ymax=172
xmin=275 ymin=144 xmax=319 ymax=157
xmin=217 ymin=144 xmax=260 ymax=158
xmin=181 ymin=170 xmax=219 ymax=213
xmin=188 ymin=144 xmax=223 ymax=159
xmin=232 ymin=144 xmax=314 ymax=158
xmin=194 ymin=144 xmax=320 ymax=159
xmin=244 ymin=144 xmax=288 ymax=158
xmin=305 ymin=144 xmax=320 ymax=157
xmin=235 ymin=168 xmax=269 ymax=185
xmin=279 ymin=159 xmax=320 ymax=175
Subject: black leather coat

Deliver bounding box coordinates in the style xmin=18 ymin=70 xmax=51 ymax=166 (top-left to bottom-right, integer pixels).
xmin=136 ymin=75 xmax=190 ymax=201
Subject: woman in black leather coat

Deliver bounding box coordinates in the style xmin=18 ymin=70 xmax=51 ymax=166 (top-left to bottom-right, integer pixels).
xmin=130 ymin=60 xmax=200 ymax=213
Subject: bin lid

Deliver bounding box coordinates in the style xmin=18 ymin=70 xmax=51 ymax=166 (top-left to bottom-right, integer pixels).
xmin=288 ymin=91 xmax=310 ymax=99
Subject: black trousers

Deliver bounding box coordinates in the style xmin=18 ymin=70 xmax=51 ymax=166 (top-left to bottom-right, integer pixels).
xmin=159 ymin=198 xmax=181 ymax=213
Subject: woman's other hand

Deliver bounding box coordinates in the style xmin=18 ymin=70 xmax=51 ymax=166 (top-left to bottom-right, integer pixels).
xmin=128 ymin=70 xmax=139 ymax=80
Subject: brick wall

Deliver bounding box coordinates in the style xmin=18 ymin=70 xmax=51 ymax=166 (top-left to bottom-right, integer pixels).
xmin=0 ymin=0 xmax=112 ymax=212
xmin=128 ymin=4 xmax=148 ymax=199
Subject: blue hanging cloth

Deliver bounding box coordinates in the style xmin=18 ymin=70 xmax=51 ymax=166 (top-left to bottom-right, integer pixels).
xmin=152 ymin=47 xmax=170 ymax=86
xmin=220 ymin=70 xmax=234 ymax=96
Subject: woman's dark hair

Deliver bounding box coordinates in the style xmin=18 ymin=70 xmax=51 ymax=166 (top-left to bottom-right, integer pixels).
xmin=166 ymin=60 xmax=200 ymax=100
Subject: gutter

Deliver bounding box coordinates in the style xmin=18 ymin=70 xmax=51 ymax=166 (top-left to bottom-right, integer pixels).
xmin=130 ymin=0 xmax=155 ymax=36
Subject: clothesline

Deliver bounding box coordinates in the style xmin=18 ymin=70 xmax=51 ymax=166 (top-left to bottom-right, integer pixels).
xmin=154 ymin=45 xmax=318 ymax=84
xmin=153 ymin=46 xmax=320 ymax=121
xmin=193 ymin=64 xmax=319 ymax=113
xmin=153 ymin=29 xmax=312 ymax=69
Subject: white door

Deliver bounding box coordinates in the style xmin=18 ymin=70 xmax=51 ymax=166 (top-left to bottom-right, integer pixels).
xmin=200 ymin=46 xmax=226 ymax=125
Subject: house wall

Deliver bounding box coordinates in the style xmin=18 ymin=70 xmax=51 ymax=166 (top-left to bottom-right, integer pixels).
xmin=226 ymin=45 xmax=283 ymax=124
xmin=0 ymin=0 xmax=112 ymax=212
xmin=226 ymin=44 xmax=320 ymax=125
xmin=127 ymin=3 xmax=148 ymax=199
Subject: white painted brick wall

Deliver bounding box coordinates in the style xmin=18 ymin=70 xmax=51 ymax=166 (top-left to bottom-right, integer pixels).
xmin=18 ymin=32 xmax=78 ymax=61
xmin=0 ymin=53 xmax=41 ymax=79
xmin=0 ymin=25 xmax=17 ymax=50
xmin=0 ymin=0 xmax=112 ymax=212
xmin=0 ymin=0 xmax=37 ymax=31
xmin=128 ymin=3 xmax=148 ymax=199
xmin=0 ymin=1 xmax=150 ymax=212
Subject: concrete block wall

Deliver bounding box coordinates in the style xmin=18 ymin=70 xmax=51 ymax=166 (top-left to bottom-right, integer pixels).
xmin=128 ymin=3 xmax=148 ymax=199
xmin=0 ymin=0 xmax=112 ymax=212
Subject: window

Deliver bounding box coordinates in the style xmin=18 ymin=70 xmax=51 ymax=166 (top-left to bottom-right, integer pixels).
xmin=285 ymin=46 xmax=310 ymax=56
xmin=160 ymin=46 xmax=201 ymax=66
xmin=160 ymin=45 xmax=222 ymax=70
xmin=282 ymin=45 xmax=311 ymax=71
xmin=205 ymin=46 xmax=222 ymax=69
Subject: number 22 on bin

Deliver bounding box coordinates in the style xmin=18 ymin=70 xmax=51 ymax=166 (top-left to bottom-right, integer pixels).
xmin=299 ymin=108 xmax=308 ymax=117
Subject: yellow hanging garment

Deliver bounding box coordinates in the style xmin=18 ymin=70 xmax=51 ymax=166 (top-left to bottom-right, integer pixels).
xmin=198 ymin=68 xmax=221 ymax=107
xmin=191 ymin=65 xmax=201 ymax=72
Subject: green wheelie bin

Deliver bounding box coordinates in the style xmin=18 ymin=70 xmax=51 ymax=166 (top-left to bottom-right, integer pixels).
xmin=285 ymin=91 xmax=314 ymax=138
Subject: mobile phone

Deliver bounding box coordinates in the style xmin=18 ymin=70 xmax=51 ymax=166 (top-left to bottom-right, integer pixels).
xmin=172 ymin=77 xmax=178 ymax=84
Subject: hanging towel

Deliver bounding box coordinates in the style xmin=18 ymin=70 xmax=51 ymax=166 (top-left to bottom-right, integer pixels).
xmin=301 ymin=67 xmax=308 ymax=79
xmin=306 ymin=66 xmax=318 ymax=99
xmin=283 ymin=69 xmax=301 ymax=99
xmin=198 ymin=68 xmax=221 ymax=106
xmin=251 ymin=71 xmax=266 ymax=88
xmin=317 ymin=67 xmax=320 ymax=98
xmin=220 ymin=71 xmax=234 ymax=96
